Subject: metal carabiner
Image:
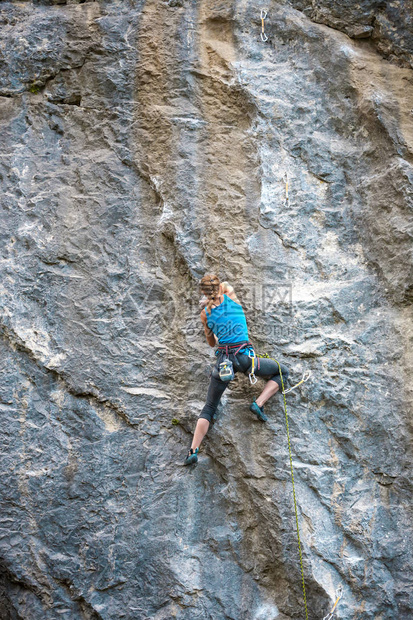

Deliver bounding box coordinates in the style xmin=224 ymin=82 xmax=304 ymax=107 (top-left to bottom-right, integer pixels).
xmin=249 ymin=373 xmax=258 ymax=385
xmin=260 ymin=9 xmax=268 ymax=42
xmin=248 ymin=351 xmax=258 ymax=385
xmin=323 ymin=584 xmax=343 ymax=620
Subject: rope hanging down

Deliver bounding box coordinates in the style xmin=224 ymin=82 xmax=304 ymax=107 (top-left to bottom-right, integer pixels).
xmin=256 ymin=353 xmax=309 ymax=620
xmin=255 ymin=13 xmax=336 ymax=619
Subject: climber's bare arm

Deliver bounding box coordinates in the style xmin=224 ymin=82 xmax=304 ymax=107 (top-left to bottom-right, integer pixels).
xmin=220 ymin=281 xmax=241 ymax=304
xmin=200 ymin=309 xmax=218 ymax=347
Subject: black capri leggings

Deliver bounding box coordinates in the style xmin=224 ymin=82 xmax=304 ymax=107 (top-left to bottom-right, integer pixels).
xmin=199 ymin=352 xmax=289 ymax=423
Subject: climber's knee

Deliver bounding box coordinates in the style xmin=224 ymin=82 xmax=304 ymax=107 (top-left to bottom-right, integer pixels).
xmin=271 ymin=364 xmax=289 ymax=390
xmin=199 ymin=408 xmax=214 ymax=424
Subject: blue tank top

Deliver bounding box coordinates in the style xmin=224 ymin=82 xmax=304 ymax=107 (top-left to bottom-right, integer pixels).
xmin=206 ymin=294 xmax=251 ymax=353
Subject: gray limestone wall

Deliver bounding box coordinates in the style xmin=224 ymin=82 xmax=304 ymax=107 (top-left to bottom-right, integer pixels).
xmin=0 ymin=1 xmax=412 ymax=619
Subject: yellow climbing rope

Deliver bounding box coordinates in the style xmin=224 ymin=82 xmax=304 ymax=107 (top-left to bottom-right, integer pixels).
xmin=256 ymin=352 xmax=309 ymax=620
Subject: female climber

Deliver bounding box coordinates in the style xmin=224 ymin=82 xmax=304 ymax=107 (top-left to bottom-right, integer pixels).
xmin=184 ymin=274 xmax=289 ymax=465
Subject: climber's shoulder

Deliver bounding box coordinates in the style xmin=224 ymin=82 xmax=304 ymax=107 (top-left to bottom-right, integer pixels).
xmin=221 ymin=282 xmax=241 ymax=305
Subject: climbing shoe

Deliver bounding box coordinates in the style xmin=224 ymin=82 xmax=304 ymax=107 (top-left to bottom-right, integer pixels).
xmin=249 ymin=401 xmax=268 ymax=422
xmin=184 ymin=447 xmax=199 ymax=466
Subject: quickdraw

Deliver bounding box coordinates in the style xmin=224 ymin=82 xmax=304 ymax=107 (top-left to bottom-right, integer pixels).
xmin=248 ymin=350 xmax=258 ymax=384
xmin=323 ymin=585 xmax=343 ymax=620
xmin=282 ymin=370 xmax=311 ymax=394
xmin=284 ymin=171 xmax=289 ymax=204
xmin=260 ymin=9 xmax=268 ymax=42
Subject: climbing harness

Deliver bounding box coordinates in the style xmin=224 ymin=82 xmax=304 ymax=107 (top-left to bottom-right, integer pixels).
xmin=216 ymin=341 xmax=253 ymax=382
xmin=323 ymin=584 xmax=343 ymax=620
xmin=217 ymin=341 xmax=253 ymax=357
xmin=260 ymin=9 xmax=268 ymax=42
xmin=215 ymin=346 xmax=310 ymax=393
xmin=257 ymin=353 xmax=310 ymax=395
xmin=257 ymin=352 xmax=309 ymax=620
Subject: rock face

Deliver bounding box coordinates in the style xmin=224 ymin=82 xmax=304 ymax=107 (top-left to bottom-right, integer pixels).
xmin=0 ymin=1 xmax=412 ymax=619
